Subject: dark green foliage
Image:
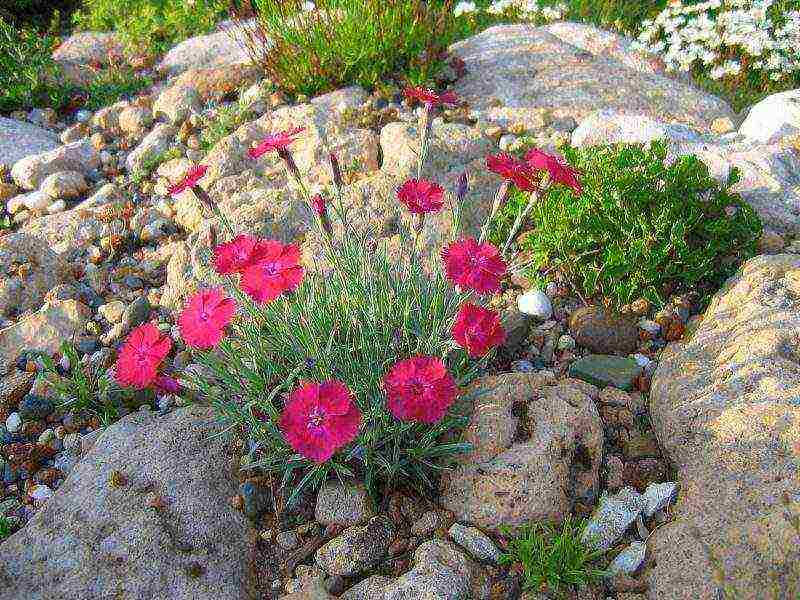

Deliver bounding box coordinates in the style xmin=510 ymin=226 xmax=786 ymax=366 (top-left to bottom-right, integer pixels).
xmin=238 ymin=0 xmax=458 ymax=96
xmin=496 ymin=142 xmax=762 ymax=307
xmin=500 ymin=517 xmax=608 ymax=598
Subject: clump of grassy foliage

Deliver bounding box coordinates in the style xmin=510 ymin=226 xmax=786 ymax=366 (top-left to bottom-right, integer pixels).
xmin=237 ymin=0 xmax=458 ymax=96
xmin=201 ymin=95 xmax=257 ymax=153
xmin=493 ymin=142 xmax=762 ymax=307
xmin=0 ymin=18 xmax=71 ymax=113
xmin=73 ymin=0 xmax=231 ymax=57
xmin=500 ymin=517 xmax=608 ymax=598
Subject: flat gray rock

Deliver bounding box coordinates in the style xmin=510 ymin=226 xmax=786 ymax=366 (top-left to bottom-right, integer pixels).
xmin=0 ymin=117 xmax=59 ymax=169
xmin=158 ymin=20 xmax=256 ymax=76
xmin=0 ymin=406 xmax=255 ymax=600
xmin=450 ymin=25 xmax=735 ymax=132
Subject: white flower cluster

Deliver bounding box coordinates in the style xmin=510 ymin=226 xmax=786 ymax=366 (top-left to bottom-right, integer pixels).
xmin=632 ymin=0 xmax=800 ymax=83
xmin=453 ymin=0 xmax=568 ymax=23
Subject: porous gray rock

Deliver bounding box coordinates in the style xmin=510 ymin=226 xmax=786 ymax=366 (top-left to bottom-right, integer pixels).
xmin=315 ymin=480 xmax=375 ymax=527
xmin=739 ymin=88 xmax=800 ymax=144
xmin=0 ymin=406 xmax=255 ymax=600
xmin=52 ymin=32 xmax=126 ymax=86
xmin=440 ymin=373 xmax=604 ymax=533
xmin=647 ymin=254 xmax=800 ymax=600
xmin=0 ymin=117 xmax=59 ymax=168
xmin=11 ymin=140 xmax=99 ymax=191
xmin=126 ymin=123 xmax=178 ymax=173
xmin=314 ymin=516 xmax=394 ymax=577
xmin=158 ymin=20 xmax=256 ymax=76
xmin=40 ymin=170 xmax=88 ymax=200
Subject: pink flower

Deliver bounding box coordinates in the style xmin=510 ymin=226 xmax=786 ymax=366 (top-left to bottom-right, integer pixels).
xmin=452 ymin=303 xmax=506 ymax=358
xmin=248 ymin=127 xmax=305 ymax=159
xmin=155 ymin=375 xmax=182 ymax=395
xmin=168 ymin=164 xmax=208 ymax=196
xmin=524 ymin=149 xmax=582 ymax=195
xmin=240 ymin=240 xmax=305 ymax=304
xmin=279 ymin=380 xmax=361 ymax=463
xmin=213 ymin=234 xmax=259 ymax=275
xmin=383 ymin=356 xmax=457 ymax=423
xmin=396 ymin=179 xmax=446 ymax=215
xmin=442 ymin=238 xmax=507 ymax=295
xmin=178 ymin=288 xmax=236 ymax=349
xmin=486 ymin=153 xmax=538 ymax=192
xmin=115 ymin=323 xmax=172 ymax=389
xmin=310 ymin=194 xmax=327 ymax=216
xmin=403 ymin=86 xmax=459 ymax=107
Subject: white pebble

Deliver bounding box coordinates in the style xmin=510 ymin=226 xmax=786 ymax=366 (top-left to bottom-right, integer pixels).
xmin=47 ymin=200 xmax=67 ymax=214
xmin=638 ymin=318 xmax=660 ymax=335
xmin=517 ymin=289 xmax=553 ymax=321
xmin=5 ymin=412 xmax=21 ymax=433
xmin=632 ymin=353 xmax=652 ymax=368
xmin=608 ymin=541 xmax=647 ymax=575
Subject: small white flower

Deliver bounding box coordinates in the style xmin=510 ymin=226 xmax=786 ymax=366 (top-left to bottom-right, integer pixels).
xmin=301 ymin=1 xmax=315 ymax=11
xmin=454 ymin=1 xmax=477 ymax=17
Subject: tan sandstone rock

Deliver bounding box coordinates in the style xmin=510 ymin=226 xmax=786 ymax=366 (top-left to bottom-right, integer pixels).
xmin=647 ymin=254 xmax=800 ymax=599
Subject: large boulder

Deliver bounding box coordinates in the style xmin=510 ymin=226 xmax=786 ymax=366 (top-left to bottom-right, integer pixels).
xmin=158 ymin=20 xmax=256 ymax=76
xmin=647 ymin=254 xmax=800 ymax=599
xmin=0 ymin=232 xmax=72 ymax=317
xmin=571 ymin=110 xmax=800 ymax=237
xmin=51 ymin=32 xmax=126 ymax=86
xmin=439 ymin=373 xmax=604 ymax=533
xmin=0 ymin=117 xmax=59 ymax=168
xmin=0 ymin=406 xmax=256 ymax=600
xmin=450 ymin=24 xmax=734 ymax=132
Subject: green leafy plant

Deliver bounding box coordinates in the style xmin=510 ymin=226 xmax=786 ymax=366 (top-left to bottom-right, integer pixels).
xmin=494 ymin=142 xmax=762 ymax=307
xmin=81 ymin=68 xmax=152 ymax=111
xmin=37 ymin=342 xmax=119 ymax=425
xmin=0 ymin=18 xmax=71 ymax=113
xmin=73 ymin=0 xmax=231 ymax=57
xmin=132 ymin=146 xmax=182 ymax=184
xmin=201 ymin=96 xmax=257 ymax=153
xmin=0 ymin=515 xmax=13 ymax=540
xmin=500 ymin=517 xmax=608 ymax=598
xmin=236 ymin=0 xmax=458 ymax=96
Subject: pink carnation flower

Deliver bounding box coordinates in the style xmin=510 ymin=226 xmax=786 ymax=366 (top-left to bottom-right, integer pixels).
xmin=442 ymin=238 xmax=507 ymax=295
xmin=168 ymin=164 xmax=208 ymax=197
xmin=279 ymin=380 xmax=361 ymax=463
xmin=248 ymin=127 xmax=305 ymax=159
xmin=396 ymin=178 xmax=446 ymax=215
xmin=403 ymin=86 xmax=459 ymax=108
xmin=240 ymin=240 xmax=305 ymax=304
xmin=383 ymin=356 xmax=457 ymax=424
xmin=178 ymin=288 xmax=236 ymax=349
xmin=486 ymin=153 xmax=538 ymax=192
xmin=525 ymin=149 xmax=582 ymax=195
xmin=115 ymin=323 xmax=172 ymax=389
xmin=452 ymin=303 xmax=506 ymax=358
xmin=213 ymin=234 xmax=259 ymax=275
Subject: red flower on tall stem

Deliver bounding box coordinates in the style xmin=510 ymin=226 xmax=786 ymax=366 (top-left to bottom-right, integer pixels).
xmin=115 ymin=323 xmax=172 ymax=389
xmin=524 ymin=149 xmax=582 ymax=195
xmin=452 ymin=303 xmax=506 ymax=358
xmin=168 ymin=164 xmax=208 ymax=196
xmin=396 ymin=178 xmax=446 ymax=214
xmin=442 ymin=238 xmax=507 ymax=295
xmin=248 ymin=127 xmax=305 ymax=159
xmin=486 ymin=153 xmax=539 ymax=192
xmin=213 ymin=234 xmax=260 ymax=275
xmin=178 ymin=288 xmax=236 ymax=349
xmin=403 ymin=86 xmax=459 ymax=108
xmin=383 ymin=356 xmax=457 ymax=424
xmin=279 ymin=380 xmax=361 ymax=463
xmin=240 ymin=240 xmax=305 ymax=304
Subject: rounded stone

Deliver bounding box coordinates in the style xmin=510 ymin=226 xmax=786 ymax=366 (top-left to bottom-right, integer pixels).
xmin=517 ymin=289 xmax=553 ymax=321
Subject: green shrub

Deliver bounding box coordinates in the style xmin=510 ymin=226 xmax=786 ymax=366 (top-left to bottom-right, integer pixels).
xmin=500 ymin=517 xmax=608 ymax=598
xmin=73 ymin=0 xmax=231 ymax=56
xmin=238 ymin=0 xmax=458 ymax=96
xmin=0 ymin=18 xmax=71 ymax=113
xmin=0 ymin=0 xmax=79 ymax=29
xmin=495 ymin=142 xmax=762 ymax=307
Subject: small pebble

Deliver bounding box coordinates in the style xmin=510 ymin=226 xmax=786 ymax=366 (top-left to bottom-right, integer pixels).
xmin=517 ymin=289 xmax=553 ymax=321
xmin=5 ymin=413 xmax=21 ymax=433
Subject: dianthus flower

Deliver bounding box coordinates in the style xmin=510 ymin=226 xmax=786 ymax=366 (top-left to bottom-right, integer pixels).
xmin=403 ymin=86 xmax=459 ymax=108
xmin=396 ymin=178 xmax=446 ymax=214
xmin=168 ymin=164 xmax=208 ymax=196
xmin=213 ymin=234 xmax=260 ymax=275
xmin=452 ymin=303 xmax=506 ymax=357
xmin=279 ymin=380 xmax=361 ymax=463
xmin=524 ymin=149 xmax=582 ymax=196
xmin=240 ymin=240 xmax=305 ymax=303
xmin=248 ymin=127 xmax=305 ymax=159
xmin=486 ymin=153 xmax=539 ymax=192
xmin=383 ymin=356 xmax=457 ymax=423
xmin=115 ymin=323 xmax=171 ymax=389
xmin=155 ymin=375 xmax=182 ymax=395
xmin=442 ymin=238 xmax=507 ymax=295
xmin=178 ymin=288 xmax=236 ymax=349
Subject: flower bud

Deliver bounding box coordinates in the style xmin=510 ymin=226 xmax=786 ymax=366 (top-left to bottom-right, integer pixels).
xmin=489 ymin=180 xmax=511 ymax=220
xmin=278 ymin=148 xmax=301 ymax=181
xmin=329 ymin=152 xmax=343 ymax=192
xmin=455 ymin=171 xmax=469 ymax=205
